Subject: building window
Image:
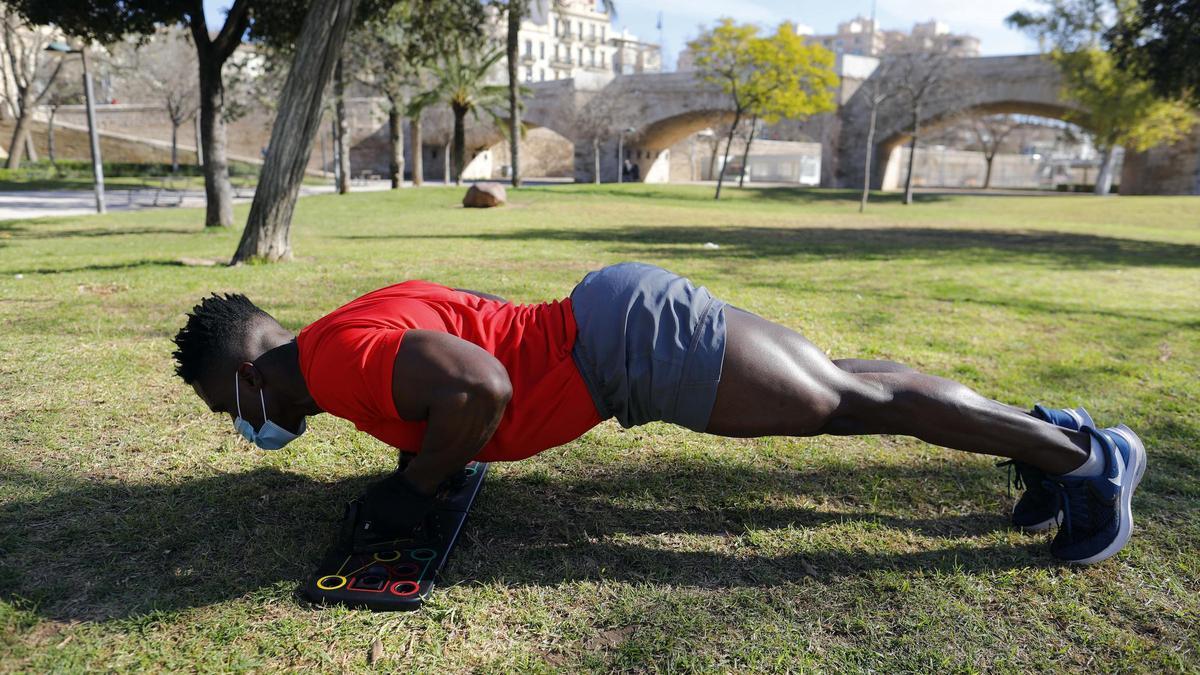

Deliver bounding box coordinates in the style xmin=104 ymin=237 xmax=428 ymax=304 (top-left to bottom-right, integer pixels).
xmin=590 ymin=24 xmax=596 ymax=38
xmin=579 ymin=22 xmax=584 ymax=38
xmin=590 ymin=49 xmax=596 ymax=66
xmin=524 ymin=39 xmax=532 ymax=56
xmin=578 ymin=47 xmax=583 ymax=64
xmin=526 ymin=66 xmax=533 ymax=82
xmin=601 ymin=51 xmax=606 ymax=67
xmin=602 ymin=27 xmax=606 ymax=42
xmin=540 ymin=68 xmax=545 ymax=81
xmin=539 ymin=42 xmax=545 ymax=59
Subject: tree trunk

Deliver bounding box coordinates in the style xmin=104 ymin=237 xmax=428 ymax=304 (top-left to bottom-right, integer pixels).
xmin=593 ymin=137 xmax=600 ymax=184
xmin=231 ymin=0 xmax=358 ymax=264
xmin=47 ymin=106 xmax=57 ymax=170
xmin=198 ymin=57 xmax=235 ymax=227
xmin=738 ymin=113 xmax=758 ymax=188
xmin=452 ymin=104 xmax=467 ymax=185
xmin=714 ymin=109 xmax=742 ymax=200
xmin=1094 ymin=145 xmax=1116 ymax=195
xmin=507 ymin=1 xmax=522 ymax=188
xmin=23 ymin=132 xmax=36 ymax=162
xmin=4 ymin=99 xmax=32 ymax=169
xmin=410 ymin=116 xmax=423 ymax=186
xmin=444 ymin=141 xmax=450 ymax=184
xmin=388 ymin=105 xmax=404 ymax=189
xmin=860 ymin=104 xmax=878 ymax=213
xmin=194 ymin=115 xmax=203 ymax=167
xmin=903 ymin=108 xmax=919 ymax=206
xmin=334 ymin=56 xmax=350 ymax=194
xmin=983 ymin=154 xmax=994 ymax=189
xmin=171 ymin=122 xmax=180 ymax=173
xmin=706 ymin=142 xmax=718 ymax=181
xmin=331 ymin=117 xmax=342 ymax=186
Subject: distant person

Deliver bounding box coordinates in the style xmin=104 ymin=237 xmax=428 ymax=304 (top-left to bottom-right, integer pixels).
xmin=173 ymin=263 xmax=1146 ymax=566
xmin=622 ymin=159 xmax=633 ymax=180
xmin=630 ymin=163 xmax=640 ymax=181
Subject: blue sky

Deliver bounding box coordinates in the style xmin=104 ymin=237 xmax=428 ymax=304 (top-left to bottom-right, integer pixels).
xmin=204 ymin=0 xmax=1042 ymax=70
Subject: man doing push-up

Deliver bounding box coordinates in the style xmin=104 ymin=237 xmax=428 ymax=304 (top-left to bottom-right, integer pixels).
xmin=172 ymin=262 xmax=1146 ymax=565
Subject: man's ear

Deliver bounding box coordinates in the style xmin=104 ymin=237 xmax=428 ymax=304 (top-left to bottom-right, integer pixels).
xmin=237 ymin=362 xmax=264 ymax=391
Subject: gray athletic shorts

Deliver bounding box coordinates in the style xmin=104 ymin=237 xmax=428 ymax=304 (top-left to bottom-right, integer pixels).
xmin=569 ymin=262 xmax=728 ymax=431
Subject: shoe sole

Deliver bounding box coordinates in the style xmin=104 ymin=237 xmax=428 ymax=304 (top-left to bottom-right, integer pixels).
xmin=1067 ymin=425 xmax=1146 ymax=565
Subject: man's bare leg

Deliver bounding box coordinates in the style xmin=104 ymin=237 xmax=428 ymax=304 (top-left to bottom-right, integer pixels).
xmin=706 ymin=308 xmax=1090 ymax=475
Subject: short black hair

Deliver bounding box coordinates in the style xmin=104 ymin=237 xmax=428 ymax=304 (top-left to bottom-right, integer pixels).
xmin=172 ymin=293 xmax=269 ymax=384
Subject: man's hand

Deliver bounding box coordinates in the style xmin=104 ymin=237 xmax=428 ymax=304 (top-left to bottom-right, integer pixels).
xmin=390 ymin=330 xmax=512 ymax=495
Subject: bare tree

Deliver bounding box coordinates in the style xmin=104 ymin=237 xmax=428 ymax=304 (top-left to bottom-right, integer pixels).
xmin=891 ymin=49 xmax=958 ymax=205
xmin=856 ymin=57 xmax=898 ymax=213
xmin=333 ymin=55 xmax=350 ymax=193
xmin=565 ymin=87 xmax=646 ymax=183
xmin=110 ymin=28 xmax=200 ymax=173
xmin=41 ymin=59 xmax=82 ymax=171
xmin=1 ymin=7 xmax=64 ymax=169
xmin=968 ymin=113 xmax=1022 ymax=189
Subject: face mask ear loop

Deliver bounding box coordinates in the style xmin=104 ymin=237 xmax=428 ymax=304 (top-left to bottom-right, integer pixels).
xmin=234 ymin=372 xmax=243 ymax=419
xmin=258 ymin=388 xmax=268 ymax=422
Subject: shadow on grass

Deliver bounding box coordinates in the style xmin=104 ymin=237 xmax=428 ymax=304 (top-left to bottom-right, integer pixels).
xmin=11 ymin=259 xmax=189 ymax=276
xmin=526 ymin=186 xmax=950 ymax=205
xmin=7 ymin=454 xmax=1189 ymax=622
xmin=335 ymin=225 xmax=1200 ymax=270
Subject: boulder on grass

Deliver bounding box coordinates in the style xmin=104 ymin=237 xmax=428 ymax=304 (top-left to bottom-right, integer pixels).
xmin=463 ymin=182 xmax=507 ymax=208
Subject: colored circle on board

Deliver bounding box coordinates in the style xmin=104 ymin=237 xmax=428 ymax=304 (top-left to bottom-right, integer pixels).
xmin=411 ymin=548 xmax=437 ymax=561
xmin=390 ymin=580 xmax=420 ymax=597
xmin=316 ymin=575 xmax=347 ymax=590
xmin=463 ymin=466 xmax=477 ymax=477
xmin=373 ymin=550 xmax=401 ymax=562
xmin=393 ymin=562 xmax=420 ymax=576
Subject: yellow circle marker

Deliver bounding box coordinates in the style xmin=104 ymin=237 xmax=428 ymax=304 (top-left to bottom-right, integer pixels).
xmin=316 ymin=575 xmax=347 ymax=590
xmin=373 ymin=550 xmax=401 ymax=562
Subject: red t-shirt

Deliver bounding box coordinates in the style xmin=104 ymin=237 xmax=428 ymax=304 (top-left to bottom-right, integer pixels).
xmin=295 ymin=281 xmax=602 ymax=462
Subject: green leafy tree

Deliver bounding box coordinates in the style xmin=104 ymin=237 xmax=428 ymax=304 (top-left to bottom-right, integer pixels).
xmin=431 ymin=45 xmax=509 ymax=185
xmin=1109 ymin=0 xmax=1200 ymax=107
xmin=689 ymin=19 xmax=837 ymax=199
xmin=350 ymin=0 xmax=486 ymax=188
xmin=687 ymin=19 xmax=758 ymax=200
xmin=1056 ymin=47 xmax=1196 ymax=193
xmin=735 ymin=22 xmax=837 ymax=188
xmin=1007 ymin=0 xmax=1196 ymax=194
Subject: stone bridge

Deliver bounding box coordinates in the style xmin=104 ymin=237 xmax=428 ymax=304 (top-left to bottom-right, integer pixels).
xmin=501 ymin=53 xmax=1197 ymax=194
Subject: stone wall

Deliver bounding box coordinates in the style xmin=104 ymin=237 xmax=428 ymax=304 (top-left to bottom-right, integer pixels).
xmin=1121 ymin=124 xmax=1200 ymax=195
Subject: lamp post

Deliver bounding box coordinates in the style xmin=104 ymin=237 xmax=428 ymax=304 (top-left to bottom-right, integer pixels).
xmin=45 ymin=41 xmax=105 ymax=214
xmin=617 ymin=126 xmax=635 ymax=183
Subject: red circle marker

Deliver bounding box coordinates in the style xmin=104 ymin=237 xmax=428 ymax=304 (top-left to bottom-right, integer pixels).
xmin=390 ymin=580 xmax=420 ymax=597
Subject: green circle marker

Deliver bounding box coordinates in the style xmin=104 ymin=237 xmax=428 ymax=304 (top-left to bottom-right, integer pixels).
xmin=411 ymin=548 xmax=437 ymax=561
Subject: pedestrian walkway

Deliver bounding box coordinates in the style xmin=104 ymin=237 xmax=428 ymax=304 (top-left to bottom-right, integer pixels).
xmin=0 ymin=180 xmax=394 ymax=221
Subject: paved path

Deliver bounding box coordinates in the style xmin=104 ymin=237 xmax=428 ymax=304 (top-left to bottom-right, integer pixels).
xmin=0 ymin=180 xmax=395 ymax=221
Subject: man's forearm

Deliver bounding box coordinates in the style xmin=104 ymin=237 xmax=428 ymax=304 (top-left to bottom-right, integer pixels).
xmin=403 ymin=388 xmax=509 ymax=494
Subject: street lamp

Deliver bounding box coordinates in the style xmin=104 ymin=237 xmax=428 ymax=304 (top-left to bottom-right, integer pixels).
xmin=617 ymin=126 xmax=636 ymax=183
xmin=45 ymin=41 xmax=105 ymax=214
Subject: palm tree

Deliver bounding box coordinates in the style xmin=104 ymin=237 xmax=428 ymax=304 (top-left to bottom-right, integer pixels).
xmin=432 ymin=46 xmax=509 ymax=185
xmin=504 ymin=0 xmax=616 ymax=188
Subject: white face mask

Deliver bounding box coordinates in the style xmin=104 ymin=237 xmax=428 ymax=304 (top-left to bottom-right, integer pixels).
xmin=234 ymin=373 xmax=305 ymax=450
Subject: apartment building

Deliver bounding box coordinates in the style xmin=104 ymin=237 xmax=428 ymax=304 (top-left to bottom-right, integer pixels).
xmin=496 ymin=0 xmax=660 ymax=83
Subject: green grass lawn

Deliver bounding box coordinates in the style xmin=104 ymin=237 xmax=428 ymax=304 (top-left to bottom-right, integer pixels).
xmin=1 ymin=185 xmax=1198 ymax=672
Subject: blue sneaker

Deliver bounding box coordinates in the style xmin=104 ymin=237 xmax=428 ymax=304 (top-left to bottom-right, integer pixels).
xmin=1045 ymin=425 xmax=1146 ymax=565
xmin=1001 ymin=406 xmax=1094 ymax=531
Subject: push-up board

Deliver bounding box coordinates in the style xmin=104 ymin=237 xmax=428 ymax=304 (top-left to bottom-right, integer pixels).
xmin=304 ymin=461 xmax=488 ymax=611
